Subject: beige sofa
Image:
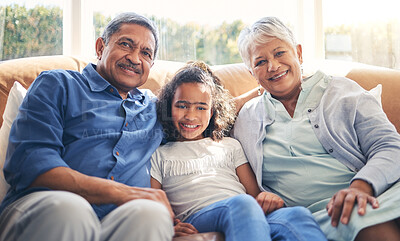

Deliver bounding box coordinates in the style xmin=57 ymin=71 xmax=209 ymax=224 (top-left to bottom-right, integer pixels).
xmin=1 ymin=55 xmax=400 ymax=241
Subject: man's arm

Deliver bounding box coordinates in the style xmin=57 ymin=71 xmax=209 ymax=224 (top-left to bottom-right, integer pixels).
xmin=31 ymin=166 xmax=175 ymax=218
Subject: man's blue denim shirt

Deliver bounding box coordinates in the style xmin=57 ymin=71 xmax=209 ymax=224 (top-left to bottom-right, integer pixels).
xmin=1 ymin=63 xmax=163 ymax=219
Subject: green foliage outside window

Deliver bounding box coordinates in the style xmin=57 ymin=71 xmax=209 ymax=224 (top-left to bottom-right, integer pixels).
xmin=0 ymin=4 xmax=245 ymax=65
xmin=1 ymin=4 xmax=398 ymax=68
xmin=0 ymin=4 xmax=62 ymax=60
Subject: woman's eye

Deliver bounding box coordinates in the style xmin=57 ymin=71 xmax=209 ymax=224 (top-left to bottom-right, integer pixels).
xmin=197 ymin=107 xmax=206 ymax=110
xmin=255 ymin=60 xmax=266 ymax=67
xmin=275 ymin=51 xmax=285 ymax=57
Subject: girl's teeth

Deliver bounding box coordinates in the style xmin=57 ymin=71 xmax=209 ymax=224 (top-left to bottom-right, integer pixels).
xmin=183 ymin=124 xmax=197 ymax=128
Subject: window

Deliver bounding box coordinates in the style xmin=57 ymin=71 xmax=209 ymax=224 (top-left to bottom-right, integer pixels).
xmin=323 ymin=0 xmax=400 ymax=69
xmin=1 ymin=0 xmax=399 ymax=70
xmin=91 ymin=0 xmax=302 ymax=65
xmin=0 ymin=0 xmax=63 ymax=60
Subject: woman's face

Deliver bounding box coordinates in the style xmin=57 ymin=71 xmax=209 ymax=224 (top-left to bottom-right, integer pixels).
xmin=249 ymin=38 xmax=303 ymax=100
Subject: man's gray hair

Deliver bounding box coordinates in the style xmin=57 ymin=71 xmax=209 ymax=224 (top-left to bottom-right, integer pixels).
xmin=238 ymin=16 xmax=297 ymax=70
xmin=101 ymin=12 xmax=159 ymax=59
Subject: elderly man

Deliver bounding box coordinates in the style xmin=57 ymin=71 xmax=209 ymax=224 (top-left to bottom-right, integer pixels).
xmin=0 ymin=12 xmax=174 ymax=241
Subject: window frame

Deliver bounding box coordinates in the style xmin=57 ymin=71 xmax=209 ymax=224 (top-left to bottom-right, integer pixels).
xmin=62 ymin=0 xmax=325 ymax=62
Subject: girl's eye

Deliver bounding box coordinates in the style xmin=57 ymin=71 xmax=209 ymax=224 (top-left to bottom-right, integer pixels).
xmin=197 ymin=106 xmax=206 ymax=110
xmin=176 ymin=104 xmax=187 ymax=109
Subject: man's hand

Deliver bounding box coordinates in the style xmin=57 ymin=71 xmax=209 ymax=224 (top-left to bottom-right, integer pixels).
xmin=113 ymin=184 xmax=175 ymax=220
xmin=256 ymin=191 xmax=285 ymax=214
xmin=326 ymin=179 xmax=379 ymax=227
xmin=173 ymin=219 xmax=198 ymax=237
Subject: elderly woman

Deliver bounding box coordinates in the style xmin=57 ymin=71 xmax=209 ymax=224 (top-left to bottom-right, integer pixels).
xmin=233 ymin=16 xmax=400 ymax=241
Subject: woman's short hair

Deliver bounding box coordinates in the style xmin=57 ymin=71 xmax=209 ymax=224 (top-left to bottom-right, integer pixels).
xmin=101 ymin=12 xmax=159 ymax=59
xmin=238 ymin=16 xmax=297 ymax=70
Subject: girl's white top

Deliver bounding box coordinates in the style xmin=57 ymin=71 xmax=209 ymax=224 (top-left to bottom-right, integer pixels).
xmin=151 ymin=137 xmax=248 ymax=221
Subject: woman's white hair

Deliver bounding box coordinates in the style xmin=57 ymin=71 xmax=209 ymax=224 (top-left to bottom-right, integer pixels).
xmin=237 ymin=16 xmax=297 ymax=71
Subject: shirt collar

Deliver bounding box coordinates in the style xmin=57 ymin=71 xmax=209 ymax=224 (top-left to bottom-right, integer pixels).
xmin=300 ymin=70 xmax=326 ymax=92
xmin=83 ymin=63 xmax=145 ymax=102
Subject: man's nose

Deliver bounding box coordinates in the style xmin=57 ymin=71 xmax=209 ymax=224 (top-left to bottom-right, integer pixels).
xmin=126 ymin=49 xmax=140 ymax=64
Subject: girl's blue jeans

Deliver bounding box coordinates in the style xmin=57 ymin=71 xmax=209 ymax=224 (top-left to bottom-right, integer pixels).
xmin=184 ymin=194 xmax=326 ymax=241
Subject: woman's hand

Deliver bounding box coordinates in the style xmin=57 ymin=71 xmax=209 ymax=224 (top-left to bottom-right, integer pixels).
xmin=256 ymin=191 xmax=285 ymax=214
xmin=326 ymin=179 xmax=379 ymax=227
xmin=173 ymin=219 xmax=198 ymax=237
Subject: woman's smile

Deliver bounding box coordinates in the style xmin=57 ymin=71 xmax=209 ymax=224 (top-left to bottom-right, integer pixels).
xmin=269 ymin=70 xmax=288 ymax=81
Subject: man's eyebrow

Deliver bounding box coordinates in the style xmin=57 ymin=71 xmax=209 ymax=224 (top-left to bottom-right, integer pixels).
xmin=175 ymin=100 xmax=209 ymax=106
xmin=118 ymin=37 xmax=154 ymax=53
xmin=119 ymin=37 xmax=134 ymax=44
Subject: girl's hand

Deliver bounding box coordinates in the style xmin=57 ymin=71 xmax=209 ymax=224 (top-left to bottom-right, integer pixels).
xmin=326 ymin=180 xmax=379 ymax=227
xmin=174 ymin=219 xmax=198 ymax=237
xmin=256 ymin=191 xmax=285 ymax=214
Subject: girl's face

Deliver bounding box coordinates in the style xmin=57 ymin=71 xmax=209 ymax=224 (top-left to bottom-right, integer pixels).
xmin=249 ymin=38 xmax=303 ymax=101
xmin=171 ymin=82 xmax=213 ymax=141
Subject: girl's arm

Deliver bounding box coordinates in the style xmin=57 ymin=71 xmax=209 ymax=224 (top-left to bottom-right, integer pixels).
xmin=236 ymin=163 xmax=261 ymax=197
xmin=236 ymin=163 xmax=284 ymax=214
xmin=150 ymin=177 xmax=162 ymax=189
xmin=151 ymin=177 xmax=198 ymax=237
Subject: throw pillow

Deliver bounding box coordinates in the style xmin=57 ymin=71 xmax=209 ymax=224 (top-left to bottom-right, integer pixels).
xmin=0 ymin=81 xmax=27 ymax=200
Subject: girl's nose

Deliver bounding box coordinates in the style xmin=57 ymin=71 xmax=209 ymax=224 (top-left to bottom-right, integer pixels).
xmin=184 ymin=109 xmax=196 ymax=121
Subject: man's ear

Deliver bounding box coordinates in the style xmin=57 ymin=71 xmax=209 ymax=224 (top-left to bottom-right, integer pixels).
xmin=95 ymin=37 xmax=105 ymax=60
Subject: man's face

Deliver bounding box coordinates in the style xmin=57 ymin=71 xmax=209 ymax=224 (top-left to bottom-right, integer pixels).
xmin=95 ymin=23 xmax=155 ymax=98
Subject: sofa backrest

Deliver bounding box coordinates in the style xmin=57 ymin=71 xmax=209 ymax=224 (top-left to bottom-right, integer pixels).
xmin=1 ymin=55 xmax=399 ymax=132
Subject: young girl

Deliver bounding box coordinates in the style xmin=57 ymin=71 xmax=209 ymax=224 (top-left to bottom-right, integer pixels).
xmin=151 ymin=61 xmax=327 ymax=241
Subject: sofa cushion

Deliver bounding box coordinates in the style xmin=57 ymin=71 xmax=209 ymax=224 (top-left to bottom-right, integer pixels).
xmin=0 ymin=81 xmax=27 ymax=199
xmin=0 ymin=55 xmax=91 ymax=126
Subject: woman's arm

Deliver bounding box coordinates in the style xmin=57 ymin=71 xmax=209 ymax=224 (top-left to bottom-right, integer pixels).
xmin=233 ymin=87 xmax=263 ymax=114
xmin=236 ymin=163 xmax=284 ymax=214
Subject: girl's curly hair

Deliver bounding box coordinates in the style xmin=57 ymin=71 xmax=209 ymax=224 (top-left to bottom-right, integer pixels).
xmin=157 ymin=61 xmax=236 ymax=142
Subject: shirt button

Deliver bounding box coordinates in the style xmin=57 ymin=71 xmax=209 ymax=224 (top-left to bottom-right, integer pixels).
xmin=110 ymin=176 xmax=114 ymax=180
xmin=125 ymin=123 xmax=128 ymax=127
xmin=116 ymin=151 xmax=120 ymax=156
xmin=314 ymin=124 xmax=319 ymax=128
xmin=308 ymin=109 xmax=312 ymax=112
xmin=110 ymin=88 xmax=114 ymax=93
xmin=329 ymin=149 xmax=333 ymax=153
